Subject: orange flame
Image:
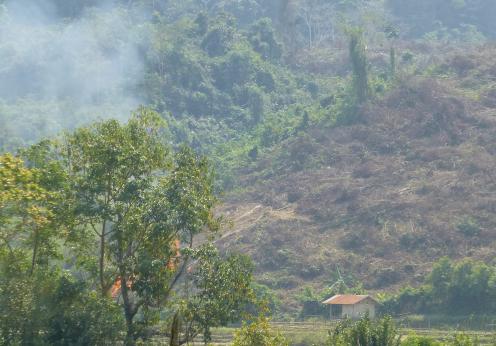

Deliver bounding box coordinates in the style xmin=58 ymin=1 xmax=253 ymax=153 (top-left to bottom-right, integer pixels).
xmin=110 ymin=276 xmax=133 ymax=299
xmin=166 ymin=239 xmax=181 ymax=270
xmin=110 ymin=239 xmax=181 ymax=299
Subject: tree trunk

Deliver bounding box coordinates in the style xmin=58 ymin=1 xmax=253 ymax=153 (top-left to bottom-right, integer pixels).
xmin=117 ymin=230 xmax=138 ymax=345
xmin=169 ymin=312 xmax=180 ymax=346
xmin=29 ymin=229 xmax=39 ymax=276
xmin=99 ymin=220 xmax=106 ymax=295
xmin=121 ymin=273 xmax=136 ymax=345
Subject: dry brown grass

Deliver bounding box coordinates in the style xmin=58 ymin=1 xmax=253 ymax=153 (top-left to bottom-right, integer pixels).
xmin=216 ymin=47 xmax=496 ymax=314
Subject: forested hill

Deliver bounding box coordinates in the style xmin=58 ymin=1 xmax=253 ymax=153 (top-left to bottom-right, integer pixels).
xmin=2 ymin=0 xmax=496 ymax=315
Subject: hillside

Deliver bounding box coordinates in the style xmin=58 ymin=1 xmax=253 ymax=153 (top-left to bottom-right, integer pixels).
xmin=2 ymin=0 xmax=496 ymax=318
xmin=218 ymin=47 xmax=496 ymax=313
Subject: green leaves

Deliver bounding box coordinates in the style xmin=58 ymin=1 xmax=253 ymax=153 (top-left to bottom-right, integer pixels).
xmin=62 ymin=107 xmax=170 ymax=294
xmin=186 ymin=244 xmax=255 ymax=343
xmin=232 ymin=314 xmax=289 ymax=346
xmin=348 ymin=28 xmax=369 ymax=105
xmin=46 ymin=275 xmax=125 ymax=345
xmin=327 ymin=315 xmax=401 ymax=346
xmin=384 ymin=257 xmax=496 ymax=315
xmin=0 ymin=153 xmax=60 ymax=273
xmin=158 ymin=146 xmax=219 ymax=237
xmin=1 ymin=108 xmax=256 ymax=343
xmin=0 ymin=269 xmax=125 ymax=345
xmin=0 ymin=154 xmax=48 ymax=206
xmin=54 ymin=109 xmax=247 ymax=342
xmin=247 ymin=18 xmax=283 ymax=61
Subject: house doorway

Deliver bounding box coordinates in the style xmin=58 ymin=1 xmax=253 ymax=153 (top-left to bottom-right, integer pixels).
xmin=331 ymin=304 xmax=342 ymax=319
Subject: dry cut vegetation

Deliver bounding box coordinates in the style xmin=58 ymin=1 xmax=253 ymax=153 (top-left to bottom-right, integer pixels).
xmin=218 ymin=46 xmax=496 ymax=313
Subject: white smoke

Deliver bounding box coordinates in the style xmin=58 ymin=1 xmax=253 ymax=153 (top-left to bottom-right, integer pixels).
xmin=0 ymin=0 xmax=146 ymax=146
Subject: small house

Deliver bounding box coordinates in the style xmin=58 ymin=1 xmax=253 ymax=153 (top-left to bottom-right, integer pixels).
xmin=322 ymin=294 xmax=377 ymax=319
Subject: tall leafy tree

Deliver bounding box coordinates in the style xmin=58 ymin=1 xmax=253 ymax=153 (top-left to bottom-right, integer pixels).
xmin=0 ymin=154 xmax=54 ymax=344
xmin=181 ymin=244 xmax=255 ymax=344
xmin=63 ymin=107 xmax=169 ymax=298
xmin=0 ymin=153 xmax=57 ymax=274
xmin=0 ymin=152 xmax=123 ymax=345
xmin=59 ymin=108 xmax=253 ymax=343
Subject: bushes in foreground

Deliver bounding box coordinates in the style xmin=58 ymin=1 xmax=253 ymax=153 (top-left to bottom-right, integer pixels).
xmin=327 ymin=315 xmax=401 ymax=346
xmin=232 ymin=315 xmax=289 ymax=346
xmin=325 ymin=316 xmax=490 ymax=346
xmin=0 ymin=271 xmax=124 ymax=345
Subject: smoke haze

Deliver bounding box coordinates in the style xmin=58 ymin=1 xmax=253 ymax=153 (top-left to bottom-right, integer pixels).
xmin=0 ymin=0 xmax=145 ymax=146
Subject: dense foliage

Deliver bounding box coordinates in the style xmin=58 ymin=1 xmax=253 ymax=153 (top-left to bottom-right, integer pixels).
xmin=327 ymin=316 xmax=488 ymax=346
xmin=0 ymin=151 xmax=125 ymax=344
xmin=382 ymin=257 xmax=496 ymax=315
xmin=327 ymin=315 xmax=401 ymax=346
xmin=2 ymin=0 xmax=496 ymax=325
xmin=1 ymin=0 xmax=493 ymax=160
xmin=0 ymin=111 xmax=256 ymax=344
xmin=232 ymin=314 xmax=289 ymax=346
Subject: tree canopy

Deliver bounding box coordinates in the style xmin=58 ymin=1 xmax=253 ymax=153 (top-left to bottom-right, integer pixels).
xmin=0 ymin=110 xmax=256 ymax=344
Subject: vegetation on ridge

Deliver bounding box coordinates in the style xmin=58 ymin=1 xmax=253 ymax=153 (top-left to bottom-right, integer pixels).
xmin=2 ymin=0 xmax=496 ymax=336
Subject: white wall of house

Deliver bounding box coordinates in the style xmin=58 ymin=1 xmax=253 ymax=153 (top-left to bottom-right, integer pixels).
xmin=342 ymin=301 xmax=376 ymax=319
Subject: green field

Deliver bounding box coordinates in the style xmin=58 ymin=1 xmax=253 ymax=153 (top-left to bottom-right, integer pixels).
xmin=148 ymin=321 xmax=496 ymax=345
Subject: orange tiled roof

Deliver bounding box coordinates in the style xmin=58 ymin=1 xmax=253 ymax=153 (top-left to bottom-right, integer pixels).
xmin=322 ymin=294 xmax=376 ymax=305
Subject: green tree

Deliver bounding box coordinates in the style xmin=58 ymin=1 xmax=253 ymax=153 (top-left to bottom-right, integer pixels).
xmin=428 ymin=256 xmax=453 ymax=305
xmin=57 ymin=109 xmax=253 ymax=343
xmin=385 ymin=25 xmax=399 ymax=78
xmin=448 ymin=260 xmax=493 ymax=313
xmin=383 ymin=257 xmax=496 ymax=315
xmin=46 ymin=275 xmax=124 ymax=345
xmin=181 ymin=244 xmax=255 ymax=344
xmin=201 ymin=14 xmax=236 ymax=57
xmin=248 ymin=18 xmax=283 ymax=61
xmin=62 ymin=107 xmax=169 ymax=299
xmin=0 ymin=153 xmax=123 ymax=345
xmin=348 ymin=28 xmax=369 ymax=104
xmin=0 ymin=153 xmax=61 ymax=275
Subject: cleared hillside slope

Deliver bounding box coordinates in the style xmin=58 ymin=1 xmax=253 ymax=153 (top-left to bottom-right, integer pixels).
xmin=217 ymin=48 xmax=496 ymax=312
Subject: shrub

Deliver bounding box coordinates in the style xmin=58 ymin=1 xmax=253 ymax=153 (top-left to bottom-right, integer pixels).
xmin=402 ymin=334 xmax=442 ymax=346
xmin=201 ymin=18 xmax=235 ymax=57
xmin=232 ymin=315 xmax=289 ymax=346
xmin=235 ymin=84 xmax=265 ymax=123
xmin=327 ymin=315 xmax=401 ymax=346
xmin=290 ymin=331 xmax=328 ymax=346
xmin=340 ymin=231 xmax=366 ymax=250
xmin=247 ymin=18 xmax=282 ymax=61
xmin=0 ymin=271 xmax=124 ymax=345
xmin=297 ymin=286 xmax=328 ymax=318
xmin=214 ymin=49 xmax=257 ymax=91
xmin=46 ymin=276 xmax=124 ymax=345
xmin=451 ymin=333 xmax=480 ymax=346
xmin=456 ymin=217 xmax=481 ymax=237
xmin=382 ymin=257 xmax=496 ymax=315
xmin=348 ymin=29 xmax=369 ymax=105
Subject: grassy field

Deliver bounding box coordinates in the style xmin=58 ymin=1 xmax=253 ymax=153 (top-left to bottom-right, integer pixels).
xmin=148 ymin=321 xmax=495 ymax=345
xmin=139 ymin=321 xmax=496 ymax=346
